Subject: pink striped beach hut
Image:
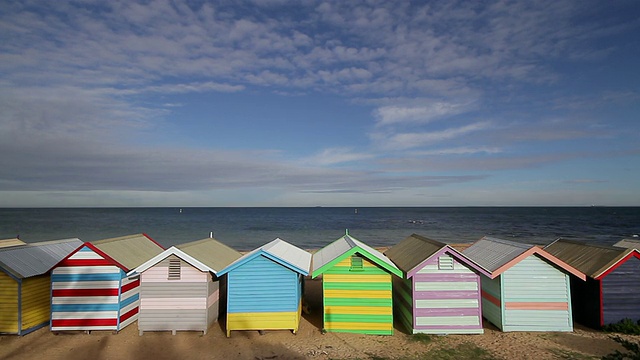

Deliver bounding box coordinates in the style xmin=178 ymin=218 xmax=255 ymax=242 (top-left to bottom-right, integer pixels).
xmin=385 ymin=234 xmax=490 ymax=334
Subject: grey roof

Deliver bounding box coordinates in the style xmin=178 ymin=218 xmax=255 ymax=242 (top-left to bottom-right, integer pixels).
xmin=545 ymin=238 xmax=633 ymax=278
xmin=614 ymin=238 xmax=640 ymax=250
xmin=0 ymin=238 xmax=26 ymax=249
xmin=462 ymin=236 xmax=531 ymax=273
xmin=91 ymin=234 xmax=164 ymax=271
xmin=0 ymin=238 xmax=83 ymax=279
xmin=384 ymin=234 xmax=446 ymax=273
xmin=177 ymin=238 xmax=242 ymax=272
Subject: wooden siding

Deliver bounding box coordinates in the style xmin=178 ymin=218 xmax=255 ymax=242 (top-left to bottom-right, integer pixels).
xmin=602 ymin=256 xmax=640 ymax=325
xmin=226 ymin=254 xmax=302 ymax=336
xmin=501 ymin=255 xmax=572 ymax=332
xmin=411 ymin=254 xmax=483 ymax=334
xmin=321 ymin=255 xmax=394 ymax=335
xmin=20 ymin=275 xmax=51 ymax=333
xmin=138 ymin=256 xmax=217 ymax=334
xmin=0 ymin=271 xmax=19 ymax=334
xmin=51 ymin=245 xmax=140 ymax=332
xmin=393 ymin=276 xmax=413 ymax=333
xmin=480 ymin=275 xmax=503 ymax=330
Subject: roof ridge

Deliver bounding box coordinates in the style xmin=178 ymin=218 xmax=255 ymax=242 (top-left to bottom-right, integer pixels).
xmin=554 ymin=238 xmax=626 ymax=252
xmin=481 ymin=236 xmax=532 ymax=249
xmin=92 ymin=233 xmax=144 ymax=245
xmin=410 ymin=233 xmax=446 ymax=247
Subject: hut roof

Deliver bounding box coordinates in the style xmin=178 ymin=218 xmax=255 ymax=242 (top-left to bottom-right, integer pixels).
xmin=545 ymin=238 xmax=639 ymax=279
xmin=130 ymin=238 xmax=242 ymax=276
xmin=0 ymin=238 xmax=26 ymax=249
xmin=91 ymin=234 xmax=164 ymax=271
xmin=312 ymin=231 xmax=401 ymax=278
xmin=0 ymin=238 xmax=83 ymax=279
xmin=463 ymin=236 xmax=586 ymax=280
xmin=218 ymin=238 xmax=311 ymax=276
xmin=613 ymin=238 xmax=640 ymax=250
xmin=384 ymin=233 xmax=489 ymax=277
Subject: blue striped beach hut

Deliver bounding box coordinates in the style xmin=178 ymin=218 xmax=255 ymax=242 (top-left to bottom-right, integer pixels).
xmin=385 ymin=234 xmax=490 ymax=335
xmin=463 ymin=236 xmax=585 ymax=332
xmin=217 ymin=238 xmax=311 ymax=337
xmin=545 ymin=238 xmax=640 ymax=328
xmin=0 ymin=238 xmax=82 ymax=335
xmin=50 ymin=234 xmax=164 ymax=332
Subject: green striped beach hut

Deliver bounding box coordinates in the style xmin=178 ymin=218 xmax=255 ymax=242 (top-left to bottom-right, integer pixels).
xmin=311 ymin=231 xmax=402 ymax=335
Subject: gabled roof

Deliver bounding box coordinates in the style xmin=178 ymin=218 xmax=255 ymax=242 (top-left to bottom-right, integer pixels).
xmin=463 ymin=236 xmax=586 ymax=280
xmin=545 ymin=238 xmax=640 ymax=279
xmin=129 ymin=238 xmax=242 ymax=276
xmin=614 ymin=238 xmax=640 ymax=250
xmin=384 ymin=233 xmax=489 ymax=278
xmin=312 ymin=231 xmax=401 ymax=278
xmin=0 ymin=238 xmax=83 ymax=279
xmin=0 ymin=238 xmax=26 ymax=249
xmin=217 ymin=238 xmax=311 ymax=276
xmin=90 ymin=233 xmax=164 ymax=271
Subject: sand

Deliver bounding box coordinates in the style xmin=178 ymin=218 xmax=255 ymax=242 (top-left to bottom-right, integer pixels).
xmin=1 ymin=277 xmax=637 ymax=360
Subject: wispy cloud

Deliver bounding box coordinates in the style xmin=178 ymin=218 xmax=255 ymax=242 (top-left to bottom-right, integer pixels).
xmin=302 ymin=147 xmax=376 ymax=166
xmin=375 ymin=121 xmax=493 ymax=151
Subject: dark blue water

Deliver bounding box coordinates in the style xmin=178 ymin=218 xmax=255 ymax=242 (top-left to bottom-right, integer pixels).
xmin=0 ymin=207 xmax=638 ymax=250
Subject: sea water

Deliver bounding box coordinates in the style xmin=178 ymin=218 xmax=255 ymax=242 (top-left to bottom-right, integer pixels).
xmin=0 ymin=207 xmax=638 ymax=250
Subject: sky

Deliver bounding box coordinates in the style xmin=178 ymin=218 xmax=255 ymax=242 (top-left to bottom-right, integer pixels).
xmin=1 ymin=0 xmax=639 ymax=207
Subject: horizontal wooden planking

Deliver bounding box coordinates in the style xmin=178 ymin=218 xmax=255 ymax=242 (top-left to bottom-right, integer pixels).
xmin=69 ymin=247 xmax=105 ymax=259
xmin=228 ymin=298 xmax=298 ymax=313
xmin=415 ymin=281 xmax=478 ymax=291
xmin=141 ymin=298 xmax=207 ymax=310
xmin=414 ymin=273 xmax=478 ymax=282
xmin=324 ymin=306 xmax=392 ymax=315
xmin=602 ymin=257 xmax=640 ymax=325
xmin=323 ymin=282 xmax=391 ymax=290
xmin=53 ymin=280 xmax=120 ymax=290
xmin=141 ymin=282 xmax=207 ymax=298
xmin=325 ymin=314 xmax=392 ymax=323
xmin=53 ymin=288 xmax=119 ymax=297
xmin=415 ymin=299 xmax=478 ymax=308
xmin=52 ymin=272 xmax=124 ymax=282
xmin=52 ymin=311 xmax=118 ymax=319
xmin=227 ymin=311 xmax=298 ymax=330
xmin=142 ymin=264 xmax=208 ymax=283
xmin=120 ymin=293 xmax=139 ymax=308
xmin=414 ymin=307 xmax=480 ymax=317
xmin=52 ymin=303 xmax=121 ymax=312
xmin=415 ymin=291 xmax=479 ymax=300
xmin=416 ymin=263 xmax=474 ymax=274
xmin=0 ymin=272 xmax=18 ymax=333
xmin=416 ymin=316 xmax=480 ymax=326
xmin=324 ymin=321 xmax=393 ymax=331
xmin=323 ymin=274 xmax=390 ymax=283
xmin=505 ymin=302 xmax=568 ymax=310
xmin=54 ymin=266 xmax=121 ymax=274
xmin=324 ymin=289 xmax=391 ymax=299
xmin=206 ymin=289 xmax=219 ymax=307
xmin=51 ymin=318 xmax=117 ymax=329
xmin=324 ymin=297 xmax=392 ymax=307
xmin=53 ymin=296 xmax=119 ymax=304
xmin=504 ymin=309 xmax=571 ymax=328
xmin=481 ymin=290 xmax=501 ymax=307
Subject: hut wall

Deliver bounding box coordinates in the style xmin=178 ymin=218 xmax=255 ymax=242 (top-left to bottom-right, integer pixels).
xmin=226 ymin=255 xmax=301 ymax=336
xmin=602 ymin=255 xmax=640 ymax=325
xmin=501 ymin=255 xmax=572 ymax=332
xmin=51 ymin=246 xmax=134 ymax=331
xmin=0 ymin=271 xmax=19 ymax=334
xmin=411 ymin=254 xmax=483 ymax=334
xmin=20 ymin=275 xmax=51 ymax=333
xmin=321 ymin=255 xmax=393 ymax=335
xmin=480 ymin=275 xmax=503 ymax=330
xmin=138 ymin=256 xmax=213 ymax=333
xmin=393 ymin=276 xmax=413 ymax=333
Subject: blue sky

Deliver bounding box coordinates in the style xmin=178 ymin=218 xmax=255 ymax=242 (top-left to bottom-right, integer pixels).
xmin=1 ymin=0 xmax=639 ymax=207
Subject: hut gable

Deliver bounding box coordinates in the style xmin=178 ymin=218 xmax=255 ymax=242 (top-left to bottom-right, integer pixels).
xmin=219 ymin=238 xmax=311 ymax=277
xmin=0 ymin=238 xmax=82 ymax=335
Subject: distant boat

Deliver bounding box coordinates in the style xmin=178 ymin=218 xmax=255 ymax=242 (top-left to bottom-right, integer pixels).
xmin=354 ymin=208 xmax=358 ymax=214
xmin=179 ymin=208 xmax=183 ymax=213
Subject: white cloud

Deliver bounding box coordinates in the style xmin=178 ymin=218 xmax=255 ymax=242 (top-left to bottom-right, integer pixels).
xmin=374 ymin=101 xmax=474 ymax=126
xmin=302 ymin=147 xmax=376 ymax=166
xmin=377 ymin=121 xmax=493 ymax=150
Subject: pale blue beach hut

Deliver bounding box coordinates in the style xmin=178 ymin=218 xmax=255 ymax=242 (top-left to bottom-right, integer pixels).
xmin=463 ymin=236 xmax=585 ymax=332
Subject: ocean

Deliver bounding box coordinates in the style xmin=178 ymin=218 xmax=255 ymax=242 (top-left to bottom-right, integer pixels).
xmin=1 ymin=207 xmax=638 ymax=250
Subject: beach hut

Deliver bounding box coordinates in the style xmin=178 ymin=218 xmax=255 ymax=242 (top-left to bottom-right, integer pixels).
xmin=613 ymin=238 xmax=640 ymax=250
xmin=384 ymin=234 xmax=490 ymax=335
xmin=0 ymin=238 xmax=83 ymax=335
xmin=311 ymin=231 xmax=401 ymax=335
xmin=50 ymin=234 xmax=164 ymax=333
xmin=462 ymin=236 xmax=585 ymax=332
xmin=0 ymin=238 xmax=26 ymax=249
xmin=130 ymin=238 xmax=242 ymax=335
xmin=217 ymin=238 xmax=311 ymax=337
xmin=545 ymin=238 xmax=640 ymax=328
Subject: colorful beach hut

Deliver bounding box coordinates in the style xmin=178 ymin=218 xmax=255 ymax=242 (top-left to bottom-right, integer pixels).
xmin=384 ymin=234 xmax=490 ymax=335
xmin=545 ymin=238 xmax=640 ymax=328
xmin=0 ymin=238 xmax=82 ymax=335
xmin=50 ymin=234 xmax=164 ymax=332
xmin=462 ymin=236 xmax=585 ymax=332
xmin=311 ymin=231 xmax=401 ymax=335
xmin=217 ymin=238 xmax=311 ymax=337
xmin=130 ymin=238 xmax=242 ymax=335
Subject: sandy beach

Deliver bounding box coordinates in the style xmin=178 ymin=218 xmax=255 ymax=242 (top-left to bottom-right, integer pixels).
xmin=1 ymin=277 xmax=637 ymax=360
